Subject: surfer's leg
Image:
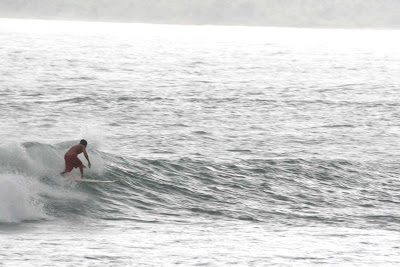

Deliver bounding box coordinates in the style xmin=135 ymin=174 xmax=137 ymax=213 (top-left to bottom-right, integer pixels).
xmin=60 ymin=169 xmax=71 ymax=177
xmin=79 ymin=165 xmax=84 ymax=179
xmin=62 ymin=155 xmax=73 ymax=177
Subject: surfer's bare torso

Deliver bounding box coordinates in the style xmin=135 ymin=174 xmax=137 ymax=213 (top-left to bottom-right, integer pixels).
xmin=65 ymin=144 xmax=86 ymax=156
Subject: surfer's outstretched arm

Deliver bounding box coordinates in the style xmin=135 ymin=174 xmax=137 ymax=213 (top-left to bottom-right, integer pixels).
xmin=83 ymin=146 xmax=91 ymax=168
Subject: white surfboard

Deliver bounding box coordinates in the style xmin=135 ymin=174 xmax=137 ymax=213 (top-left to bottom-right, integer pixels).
xmin=66 ymin=177 xmax=117 ymax=183
xmin=76 ymin=179 xmax=117 ymax=183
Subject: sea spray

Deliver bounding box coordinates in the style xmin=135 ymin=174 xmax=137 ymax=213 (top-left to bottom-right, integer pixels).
xmin=0 ymin=173 xmax=47 ymax=223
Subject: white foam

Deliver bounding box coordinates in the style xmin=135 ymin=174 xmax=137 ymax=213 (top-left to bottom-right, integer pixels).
xmin=0 ymin=142 xmax=58 ymax=177
xmin=0 ymin=173 xmax=47 ymax=223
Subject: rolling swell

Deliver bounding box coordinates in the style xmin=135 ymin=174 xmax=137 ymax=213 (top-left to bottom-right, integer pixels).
xmin=1 ymin=141 xmax=399 ymax=229
xmin=109 ymin=157 xmax=399 ymax=228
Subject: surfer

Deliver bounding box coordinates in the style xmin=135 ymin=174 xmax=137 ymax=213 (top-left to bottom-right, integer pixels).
xmin=60 ymin=139 xmax=91 ymax=179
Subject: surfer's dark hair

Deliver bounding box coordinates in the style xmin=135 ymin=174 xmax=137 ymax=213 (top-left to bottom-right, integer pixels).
xmin=80 ymin=139 xmax=87 ymax=146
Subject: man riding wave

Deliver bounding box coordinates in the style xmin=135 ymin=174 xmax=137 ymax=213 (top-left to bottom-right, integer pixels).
xmin=60 ymin=139 xmax=91 ymax=179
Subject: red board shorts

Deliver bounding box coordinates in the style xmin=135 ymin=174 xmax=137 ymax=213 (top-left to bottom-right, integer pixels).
xmin=64 ymin=154 xmax=84 ymax=172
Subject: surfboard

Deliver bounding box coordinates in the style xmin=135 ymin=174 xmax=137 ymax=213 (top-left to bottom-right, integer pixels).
xmin=76 ymin=179 xmax=117 ymax=183
xmin=66 ymin=177 xmax=117 ymax=183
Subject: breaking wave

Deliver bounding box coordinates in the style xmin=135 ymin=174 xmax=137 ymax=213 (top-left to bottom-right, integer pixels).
xmin=1 ymin=141 xmax=399 ymax=230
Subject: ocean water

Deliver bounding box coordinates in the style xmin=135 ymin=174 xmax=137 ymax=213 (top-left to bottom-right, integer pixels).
xmin=1 ymin=18 xmax=400 ymax=266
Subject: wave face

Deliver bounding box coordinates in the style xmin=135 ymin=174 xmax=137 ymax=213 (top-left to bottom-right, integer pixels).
xmin=1 ymin=141 xmax=399 ymax=231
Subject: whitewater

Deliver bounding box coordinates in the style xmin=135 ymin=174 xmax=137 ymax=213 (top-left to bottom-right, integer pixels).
xmin=1 ymin=19 xmax=400 ymax=266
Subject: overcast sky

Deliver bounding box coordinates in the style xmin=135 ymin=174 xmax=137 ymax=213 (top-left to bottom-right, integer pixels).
xmin=0 ymin=0 xmax=399 ymax=28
